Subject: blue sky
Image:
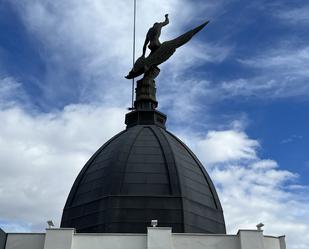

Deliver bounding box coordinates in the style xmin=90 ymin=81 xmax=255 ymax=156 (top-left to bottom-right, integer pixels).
xmin=0 ymin=0 xmax=308 ymax=248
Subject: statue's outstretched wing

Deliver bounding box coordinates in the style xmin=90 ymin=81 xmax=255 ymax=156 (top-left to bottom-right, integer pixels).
xmin=146 ymin=20 xmax=209 ymax=67
xmin=126 ymin=20 xmax=209 ymax=79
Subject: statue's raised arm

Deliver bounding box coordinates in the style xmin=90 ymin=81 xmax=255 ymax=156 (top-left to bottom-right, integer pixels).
xmin=142 ymin=14 xmax=170 ymax=57
xmin=159 ymin=14 xmax=169 ymax=27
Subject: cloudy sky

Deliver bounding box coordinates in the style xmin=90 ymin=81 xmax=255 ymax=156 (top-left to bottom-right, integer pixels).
xmin=0 ymin=0 xmax=308 ymax=248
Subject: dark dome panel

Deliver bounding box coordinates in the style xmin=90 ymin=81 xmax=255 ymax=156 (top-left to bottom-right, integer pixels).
xmin=121 ymin=127 xmax=171 ymax=195
xmin=61 ymin=124 xmax=226 ymax=234
xmin=162 ymin=130 xmax=226 ymax=233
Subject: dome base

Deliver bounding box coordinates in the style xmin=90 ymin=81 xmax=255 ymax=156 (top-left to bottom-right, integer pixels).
xmin=125 ymin=110 xmax=166 ymax=128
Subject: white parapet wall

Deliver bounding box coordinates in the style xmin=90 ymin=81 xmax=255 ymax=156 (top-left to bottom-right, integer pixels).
xmin=5 ymin=233 xmax=45 ymax=249
xmin=73 ymin=233 xmax=147 ymax=249
xmin=1 ymin=227 xmax=286 ymax=249
xmin=172 ymin=233 xmax=240 ymax=249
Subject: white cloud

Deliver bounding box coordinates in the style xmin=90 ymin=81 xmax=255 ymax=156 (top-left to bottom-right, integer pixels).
xmin=190 ymin=129 xmax=309 ymax=249
xmin=218 ymin=77 xmax=309 ymax=99
xmin=275 ymin=5 xmax=309 ymax=25
xmin=0 ymin=77 xmax=29 ymax=108
xmin=239 ymin=46 xmax=309 ymax=78
xmin=0 ymin=104 xmax=126 ymax=231
xmin=212 ymin=45 xmax=309 ymax=99
xmin=281 ymin=135 xmax=303 ymax=144
xmin=195 ymin=130 xmax=258 ymax=164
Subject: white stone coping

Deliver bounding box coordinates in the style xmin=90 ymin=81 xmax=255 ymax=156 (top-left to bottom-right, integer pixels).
xmin=75 ymin=233 xmax=147 ymax=236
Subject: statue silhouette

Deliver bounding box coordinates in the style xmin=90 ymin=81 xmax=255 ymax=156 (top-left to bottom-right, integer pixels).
xmin=142 ymin=14 xmax=169 ymax=56
xmin=126 ymin=16 xmax=209 ymax=79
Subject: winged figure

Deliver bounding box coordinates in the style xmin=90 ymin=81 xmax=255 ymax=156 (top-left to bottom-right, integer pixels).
xmin=125 ymin=17 xmax=209 ymax=79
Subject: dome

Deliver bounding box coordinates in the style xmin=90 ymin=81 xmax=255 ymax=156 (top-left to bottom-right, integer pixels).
xmin=61 ymin=110 xmax=226 ymax=234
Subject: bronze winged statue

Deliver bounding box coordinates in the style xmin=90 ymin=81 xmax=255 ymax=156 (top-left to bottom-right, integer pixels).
xmin=126 ymin=15 xmax=209 ymax=111
xmin=126 ymin=15 xmax=209 ymax=79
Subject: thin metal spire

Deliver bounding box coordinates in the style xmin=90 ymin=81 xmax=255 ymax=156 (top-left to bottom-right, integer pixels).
xmin=131 ymin=0 xmax=137 ymax=109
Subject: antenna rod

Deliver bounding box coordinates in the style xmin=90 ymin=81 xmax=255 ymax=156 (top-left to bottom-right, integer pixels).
xmin=131 ymin=0 xmax=137 ymax=109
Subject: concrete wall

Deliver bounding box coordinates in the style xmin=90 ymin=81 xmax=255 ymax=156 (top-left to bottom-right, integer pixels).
xmin=5 ymin=233 xmax=45 ymax=249
xmin=43 ymin=229 xmax=74 ymax=249
xmin=264 ymin=236 xmax=281 ymax=249
xmin=173 ymin=234 xmax=240 ymax=249
xmin=148 ymin=227 xmax=172 ymax=249
xmin=73 ymin=234 xmax=146 ymax=249
xmin=239 ymin=230 xmax=266 ymax=249
xmin=1 ymin=227 xmax=286 ymax=249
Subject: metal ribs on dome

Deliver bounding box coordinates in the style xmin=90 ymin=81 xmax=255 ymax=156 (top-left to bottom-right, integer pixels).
xmin=61 ymin=123 xmax=226 ymax=234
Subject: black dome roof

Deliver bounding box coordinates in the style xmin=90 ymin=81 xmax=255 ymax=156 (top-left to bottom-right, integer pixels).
xmin=61 ymin=110 xmax=226 ymax=234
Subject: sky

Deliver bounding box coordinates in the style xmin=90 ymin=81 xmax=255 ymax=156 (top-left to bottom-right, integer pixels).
xmin=0 ymin=0 xmax=308 ymax=248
